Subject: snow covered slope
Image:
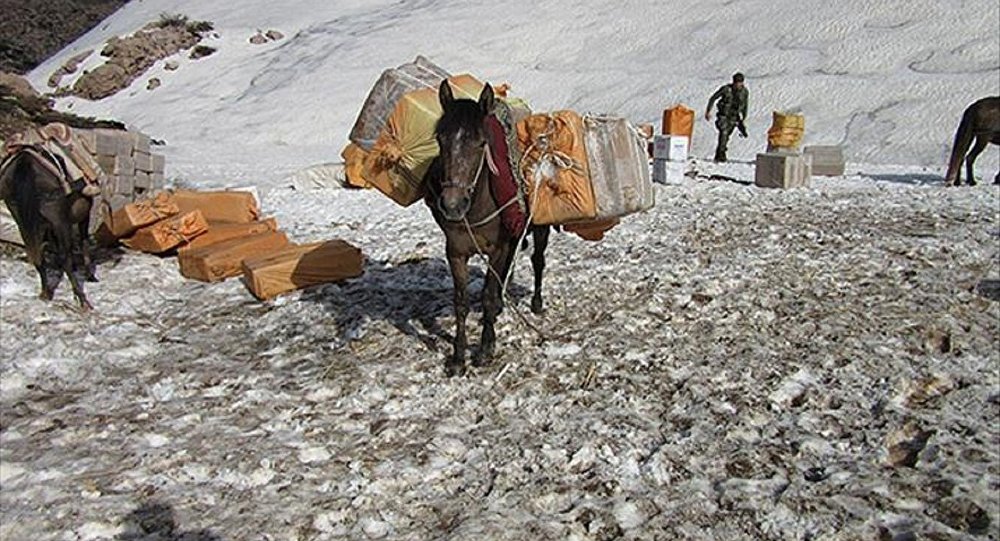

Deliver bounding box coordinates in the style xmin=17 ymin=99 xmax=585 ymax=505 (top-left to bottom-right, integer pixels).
xmin=28 ymin=0 xmax=1000 ymax=187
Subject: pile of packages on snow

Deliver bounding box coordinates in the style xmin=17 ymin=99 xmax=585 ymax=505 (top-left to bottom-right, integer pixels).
xmin=0 ymin=122 xmax=364 ymax=300
xmin=343 ymin=56 xmax=656 ymax=240
xmin=99 ymin=189 xmax=363 ymax=300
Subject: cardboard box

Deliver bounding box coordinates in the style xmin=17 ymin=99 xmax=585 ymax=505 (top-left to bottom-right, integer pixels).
xmin=152 ymin=154 xmax=166 ymax=174
xmin=135 ymin=171 xmax=152 ymax=190
xmin=755 ymin=153 xmax=812 ymax=189
xmin=130 ymin=131 xmax=151 ymax=153
xmin=652 ymin=135 xmax=688 ymax=162
xmin=104 ymin=192 xmax=180 ymax=238
xmin=172 ymin=190 xmax=260 ymax=223
xmin=111 ymin=175 xmax=135 ymax=195
xmin=97 ymin=155 xmax=134 ymax=176
xmin=803 ymin=145 xmax=845 ymax=176
xmin=122 ymin=210 xmax=209 ymax=253
xmin=662 ymin=105 xmax=695 ymax=140
xmin=178 ymin=218 xmax=279 ymax=252
xmin=242 ymin=240 xmax=364 ymax=300
xmin=133 ymin=151 xmax=153 ymax=172
xmin=179 ymin=231 xmax=289 ymax=282
xmin=652 ymin=160 xmax=686 ymax=185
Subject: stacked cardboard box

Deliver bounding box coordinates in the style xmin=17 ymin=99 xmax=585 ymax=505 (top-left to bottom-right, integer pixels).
xmin=652 ymin=135 xmax=688 ymax=185
xmin=101 ymin=188 xmax=364 ymax=298
xmin=73 ymin=127 xmax=167 ymax=233
xmin=755 ymin=152 xmax=812 ymax=189
xmin=803 ymin=146 xmax=846 ymax=177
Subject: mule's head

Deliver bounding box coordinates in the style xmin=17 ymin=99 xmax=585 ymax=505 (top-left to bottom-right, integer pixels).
xmin=435 ymin=81 xmax=495 ymax=221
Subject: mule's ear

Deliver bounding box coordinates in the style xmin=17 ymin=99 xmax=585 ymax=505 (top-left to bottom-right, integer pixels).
xmin=479 ymin=83 xmax=495 ymax=115
xmin=439 ymin=80 xmax=454 ymax=111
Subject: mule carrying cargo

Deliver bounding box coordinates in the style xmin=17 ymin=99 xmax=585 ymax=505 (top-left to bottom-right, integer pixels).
xmin=348 ymin=56 xmax=655 ymax=235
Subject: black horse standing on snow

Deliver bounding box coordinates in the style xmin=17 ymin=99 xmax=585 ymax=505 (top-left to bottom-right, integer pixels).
xmin=944 ymin=96 xmax=1000 ymax=186
xmin=0 ymin=149 xmax=96 ymax=310
xmin=424 ymin=81 xmax=550 ymax=377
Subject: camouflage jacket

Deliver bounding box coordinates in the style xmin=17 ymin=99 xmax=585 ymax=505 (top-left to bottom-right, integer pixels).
xmin=708 ymin=84 xmax=749 ymax=122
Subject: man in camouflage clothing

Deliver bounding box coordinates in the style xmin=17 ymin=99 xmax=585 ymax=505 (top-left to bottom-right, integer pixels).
xmin=705 ymin=72 xmax=749 ymax=162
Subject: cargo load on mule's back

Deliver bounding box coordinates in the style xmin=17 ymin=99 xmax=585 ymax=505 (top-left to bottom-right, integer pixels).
xmin=516 ymin=111 xmax=654 ymax=235
xmin=350 ymin=56 xmax=528 ymax=207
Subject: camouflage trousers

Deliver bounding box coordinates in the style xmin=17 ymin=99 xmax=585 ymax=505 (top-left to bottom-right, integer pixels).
xmin=714 ymin=116 xmax=738 ymax=162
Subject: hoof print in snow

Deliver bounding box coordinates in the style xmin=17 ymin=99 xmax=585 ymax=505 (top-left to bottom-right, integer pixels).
xmin=265 ymin=29 xmax=285 ymax=41
xmin=147 ymin=78 xmax=161 ymax=91
xmin=164 ymin=60 xmax=179 ymax=71
xmin=249 ymin=32 xmax=268 ymax=45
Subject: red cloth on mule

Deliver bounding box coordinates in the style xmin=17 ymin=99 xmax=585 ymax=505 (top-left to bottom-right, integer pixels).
xmin=484 ymin=114 xmax=526 ymax=238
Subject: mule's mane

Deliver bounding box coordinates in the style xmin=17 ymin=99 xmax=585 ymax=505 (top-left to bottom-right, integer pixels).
xmin=436 ymin=99 xmax=485 ymax=138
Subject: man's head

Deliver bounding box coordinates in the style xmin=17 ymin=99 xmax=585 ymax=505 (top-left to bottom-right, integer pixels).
xmin=732 ymin=72 xmax=745 ymax=89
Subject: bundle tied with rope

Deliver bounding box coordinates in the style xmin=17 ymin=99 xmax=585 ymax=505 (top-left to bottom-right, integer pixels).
xmin=362 ymin=74 xmax=485 ymax=206
xmin=122 ymin=209 xmax=209 ymax=253
xmin=103 ymin=191 xmax=180 ymax=238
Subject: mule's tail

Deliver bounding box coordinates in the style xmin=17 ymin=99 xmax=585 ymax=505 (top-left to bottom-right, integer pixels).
xmin=945 ymin=106 xmax=975 ymax=184
xmin=4 ymin=153 xmax=46 ymax=265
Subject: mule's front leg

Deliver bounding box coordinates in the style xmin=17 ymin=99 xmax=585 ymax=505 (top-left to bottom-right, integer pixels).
xmin=475 ymin=243 xmax=511 ymax=366
xmin=447 ymin=254 xmax=470 ymax=377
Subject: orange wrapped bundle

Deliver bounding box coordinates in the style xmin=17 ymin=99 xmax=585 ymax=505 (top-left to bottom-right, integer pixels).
xmin=516 ymin=111 xmax=597 ymax=225
xmin=123 ymin=210 xmax=209 ymax=253
xmin=241 ymin=240 xmax=364 ymax=300
xmin=662 ymin=104 xmax=695 ymax=146
xmin=178 ymin=218 xmax=279 ymax=253
xmin=363 ymin=74 xmax=484 ymax=206
xmin=767 ymin=111 xmax=805 ymax=151
xmin=171 ymin=190 xmax=260 ymax=223
xmin=104 ymin=192 xmax=179 ymax=238
xmin=340 ymin=144 xmax=370 ymax=189
xmin=179 ymin=231 xmax=289 ymax=282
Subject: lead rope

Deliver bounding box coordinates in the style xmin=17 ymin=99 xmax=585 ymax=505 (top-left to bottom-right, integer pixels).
xmin=459 ymin=144 xmax=547 ymax=341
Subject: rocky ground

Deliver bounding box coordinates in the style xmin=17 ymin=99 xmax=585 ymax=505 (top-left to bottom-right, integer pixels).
xmin=0 ymin=0 xmax=128 ymax=75
xmin=1 ymin=164 xmax=999 ymax=540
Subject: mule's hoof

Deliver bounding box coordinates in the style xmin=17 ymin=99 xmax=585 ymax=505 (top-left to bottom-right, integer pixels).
xmin=968 ymin=180 xmax=977 ymax=186
xmin=531 ymin=297 xmax=545 ymax=314
xmin=79 ymin=301 xmax=94 ymax=312
xmin=445 ymin=361 xmax=466 ymax=377
xmin=86 ymin=274 xmax=99 ymax=283
xmin=473 ymin=348 xmax=494 ymax=367
xmin=39 ymin=291 xmax=54 ymax=301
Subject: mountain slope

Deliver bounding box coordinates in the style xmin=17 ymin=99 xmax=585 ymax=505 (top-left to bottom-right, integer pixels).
xmin=26 ymin=0 xmax=1000 ymax=186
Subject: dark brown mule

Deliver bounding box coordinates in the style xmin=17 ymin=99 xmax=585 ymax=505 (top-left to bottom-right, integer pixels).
xmin=424 ymin=81 xmax=550 ymax=377
xmin=0 ymin=149 xmax=96 ymax=310
xmin=944 ymin=96 xmax=1000 ymax=186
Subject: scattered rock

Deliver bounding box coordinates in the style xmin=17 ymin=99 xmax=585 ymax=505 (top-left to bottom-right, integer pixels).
xmin=71 ymin=16 xmax=212 ymax=100
xmin=249 ymin=33 xmax=268 ymax=45
xmin=47 ymin=49 xmax=93 ymax=88
xmin=576 ymin=507 xmax=623 ymax=541
xmin=298 ymin=446 xmax=331 ymax=464
xmin=359 ymin=517 xmax=390 ymax=539
xmin=885 ymin=421 xmax=934 ymax=467
xmin=923 ymin=328 xmax=952 ymax=354
xmin=928 ymin=497 xmax=990 ymax=535
xmin=164 ymin=60 xmax=179 ymax=71
xmin=146 ymin=77 xmax=161 ymax=91
xmin=897 ymin=373 xmax=957 ymax=408
xmin=189 ymin=45 xmax=216 ymax=60
xmin=802 ymin=466 xmax=828 ymax=482
xmin=265 ymin=29 xmax=285 ymax=41
xmin=567 ymin=444 xmax=597 ymax=473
